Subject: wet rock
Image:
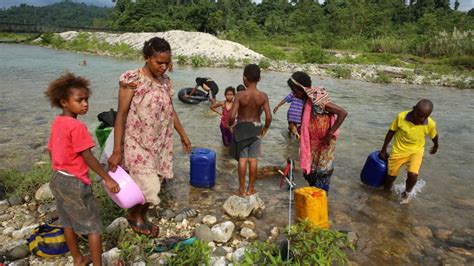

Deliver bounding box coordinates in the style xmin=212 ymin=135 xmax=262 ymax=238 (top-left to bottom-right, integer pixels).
xmin=105 ymin=217 xmax=129 ymax=233
xmin=212 ymin=221 xmax=235 ymax=243
xmin=0 ymin=213 xmax=12 ymax=223
xmin=232 ymin=247 xmax=247 ymax=263
xmin=35 ymin=183 xmax=54 ymax=202
xmin=222 ymin=194 xmax=265 ymax=219
xmin=448 ymin=247 xmax=472 ymax=257
xmin=7 ymin=244 xmax=29 ymax=260
xmin=161 ymin=209 xmax=175 ymax=220
xmin=241 ymin=220 xmax=255 ymax=230
xmin=12 ymin=224 xmax=39 ymax=240
xmin=195 ymin=224 xmax=214 ymax=243
xmin=412 ymin=226 xmax=433 ymax=239
xmin=0 ymin=199 xmax=9 ymax=212
xmin=442 ymin=258 xmax=466 ymax=265
xmin=434 ymin=228 xmax=453 ymax=241
xmin=240 ymin=227 xmax=257 ymax=240
xmin=213 ymin=246 xmax=228 ymax=257
xmin=447 ymin=234 xmax=474 ymax=249
xmin=203 ymin=215 xmax=217 ymax=226
xmin=102 ymin=247 xmax=121 ymax=266
xmin=8 ymin=195 xmax=22 ymax=206
xmin=37 ymin=202 xmax=56 ymax=215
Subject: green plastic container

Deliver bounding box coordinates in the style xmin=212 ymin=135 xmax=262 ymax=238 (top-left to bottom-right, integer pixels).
xmin=95 ymin=123 xmax=112 ymax=151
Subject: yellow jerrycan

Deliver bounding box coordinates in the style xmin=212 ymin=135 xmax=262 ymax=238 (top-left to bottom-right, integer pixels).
xmin=294 ymin=187 xmax=329 ymax=229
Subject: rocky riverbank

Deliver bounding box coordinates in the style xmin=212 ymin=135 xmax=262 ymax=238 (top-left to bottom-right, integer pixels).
xmin=37 ymin=30 xmax=473 ymax=89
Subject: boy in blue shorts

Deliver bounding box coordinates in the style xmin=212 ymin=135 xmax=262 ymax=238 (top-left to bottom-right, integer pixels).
xmin=45 ymin=72 xmax=120 ymax=265
xmin=379 ymin=99 xmax=439 ymax=204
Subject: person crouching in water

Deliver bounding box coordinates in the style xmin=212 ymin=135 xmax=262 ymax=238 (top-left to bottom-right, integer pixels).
xmin=287 ymin=71 xmax=347 ymax=192
xmin=228 ymin=64 xmax=272 ymax=196
xmin=211 ymin=86 xmax=236 ymax=147
xmin=379 ymin=99 xmax=438 ymax=204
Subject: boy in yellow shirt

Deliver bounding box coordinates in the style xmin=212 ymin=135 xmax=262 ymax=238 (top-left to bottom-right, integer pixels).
xmin=379 ymin=99 xmax=439 ymax=203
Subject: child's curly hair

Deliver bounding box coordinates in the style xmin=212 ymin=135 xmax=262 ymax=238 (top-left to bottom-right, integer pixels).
xmin=44 ymin=72 xmax=91 ymax=109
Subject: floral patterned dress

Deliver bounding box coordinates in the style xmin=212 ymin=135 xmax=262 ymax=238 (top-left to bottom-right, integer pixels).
xmin=119 ymin=68 xmax=174 ymax=205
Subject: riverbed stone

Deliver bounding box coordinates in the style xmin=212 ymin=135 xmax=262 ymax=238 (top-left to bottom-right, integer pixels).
xmin=105 ymin=217 xmax=129 ymax=233
xmin=34 ymin=183 xmax=54 ymax=202
xmin=8 ymin=259 xmax=28 ymax=266
xmin=210 ymin=256 xmax=227 ymax=266
xmin=240 ymin=227 xmax=257 ymax=240
xmin=0 ymin=199 xmax=9 ymax=212
xmin=8 ymin=195 xmax=22 ymax=206
xmin=102 ymin=247 xmax=121 ymax=266
xmin=3 ymin=226 xmax=15 ymax=236
xmin=195 ymin=224 xmax=214 ymax=243
xmin=37 ymin=202 xmax=56 ymax=215
xmin=0 ymin=213 xmax=12 ymax=223
xmin=161 ymin=209 xmax=175 ymax=220
xmin=203 ymin=215 xmax=217 ymax=226
xmin=7 ymin=244 xmax=29 ymax=260
xmin=447 ymin=233 xmax=474 ymax=249
xmin=232 ymin=247 xmax=247 ymax=263
xmin=222 ymin=194 xmax=265 ymax=219
xmin=434 ymin=228 xmax=453 ymax=241
xmin=12 ymin=224 xmax=38 ymax=240
xmin=212 ymin=221 xmax=235 ymax=243
xmin=241 ymin=221 xmax=255 ymax=230
xmin=412 ymin=226 xmax=433 ymax=239
xmin=213 ymin=246 xmax=228 ymax=257
xmin=448 ymin=247 xmax=472 ymax=257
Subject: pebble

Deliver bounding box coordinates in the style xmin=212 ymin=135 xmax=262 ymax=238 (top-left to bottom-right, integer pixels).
xmin=202 ymin=215 xmax=217 ymax=226
xmin=240 ymin=227 xmax=257 ymax=240
xmin=0 ymin=213 xmax=13 ymax=222
xmin=448 ymin=247 xmax=472 ymax=257
xmin=241 ymin=221 xmax=255 ymax=230
xmin=434 ymin=228 xmax=452 ymax=241
xmin=412 ymin=226 xmax=433 ymax=239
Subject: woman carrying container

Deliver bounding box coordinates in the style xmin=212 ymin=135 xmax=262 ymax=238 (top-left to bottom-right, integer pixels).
xmin=286 ymin=72 xmax=347 ymax=192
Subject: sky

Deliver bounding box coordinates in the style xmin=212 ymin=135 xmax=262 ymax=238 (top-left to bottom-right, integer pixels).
xmin=0 ymin=0 xmax=473 ymax=11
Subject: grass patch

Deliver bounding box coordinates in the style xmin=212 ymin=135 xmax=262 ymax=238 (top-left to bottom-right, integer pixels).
xmin=373 ymin=72 xmax=392 ymax=83
xmin=0 ymin=162 xmax=51 ymax=198
xmin=242 ymin=220 xmax=354 ymax=265
xmin=166 ymin=239 xmax=211 ymax=265
xmin=332 ymin=66 xmax=352 ymax=79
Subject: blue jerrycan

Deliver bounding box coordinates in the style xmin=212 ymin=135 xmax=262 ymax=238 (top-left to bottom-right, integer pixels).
xmin=360 ymin=151 xmax=387 ymax=187
xmin=190 ymin=148 xmax=216 ymax=188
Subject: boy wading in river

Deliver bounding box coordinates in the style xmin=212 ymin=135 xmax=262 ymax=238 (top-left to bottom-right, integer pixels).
xmin=228 ymin=64 xmax=272 ymax=197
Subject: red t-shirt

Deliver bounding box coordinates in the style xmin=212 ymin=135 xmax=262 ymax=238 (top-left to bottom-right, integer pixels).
xmin=48 ymin=116 xmax=95 ymax=185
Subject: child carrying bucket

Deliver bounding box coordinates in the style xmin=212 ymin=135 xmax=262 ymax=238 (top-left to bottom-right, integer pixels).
xmin=379 ymin=99 xmax=439 ymax=204
xmin=45 ymin=72 xmax=120 ymax=265
xmin=273 ymin=92 xmax=304 ymax=139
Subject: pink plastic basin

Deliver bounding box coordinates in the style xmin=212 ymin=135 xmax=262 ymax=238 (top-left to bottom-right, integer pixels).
xmin=103 ymin=166 xmax=145 ymax=209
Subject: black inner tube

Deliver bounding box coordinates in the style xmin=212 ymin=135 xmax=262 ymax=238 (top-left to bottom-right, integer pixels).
xmin=178 ymin=87 xmax=209 ymax=104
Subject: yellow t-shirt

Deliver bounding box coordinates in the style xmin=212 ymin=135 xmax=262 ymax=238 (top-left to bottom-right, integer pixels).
xmin=390 ymin=110 xmax=437 ymax=155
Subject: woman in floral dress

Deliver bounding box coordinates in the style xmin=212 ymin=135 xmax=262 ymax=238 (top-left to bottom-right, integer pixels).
xmin=108 ymin=37 xmax=191 ymax=236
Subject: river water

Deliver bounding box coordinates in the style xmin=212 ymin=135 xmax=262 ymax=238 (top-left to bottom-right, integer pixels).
xmin=1 ymin=44 xmax=473 ymax=264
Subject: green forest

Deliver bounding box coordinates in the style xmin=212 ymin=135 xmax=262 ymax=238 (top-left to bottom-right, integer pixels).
xmin=1 ymin=0 xmax=473 ymax=72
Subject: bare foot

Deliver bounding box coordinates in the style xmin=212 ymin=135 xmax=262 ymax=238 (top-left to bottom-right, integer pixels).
xmin=73 ymin=254 xmax=91 ymax=266
xmin=246 ymin=189 xmax=256 ymax=196
xmin=235 ymin=189 xmax=246 ymax=197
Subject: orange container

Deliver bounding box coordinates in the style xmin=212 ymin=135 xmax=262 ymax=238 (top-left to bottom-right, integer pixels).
xmin=294 ymin=187 xmax=329 ymax=229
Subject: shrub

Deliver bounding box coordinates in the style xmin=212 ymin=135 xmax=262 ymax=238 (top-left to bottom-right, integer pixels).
xmin=369 ymin=37 xmax=408 ymax=54
xmin=258 ymin=58 xmax=271 ymax=69
xmin=332 ymin=66 xmax=352 ymax=79
xmin=374 ymin=72 xmax=392 ymax=83
xmin=444 ymin=56 xmax=474 ymax=71
xmin=190 ymin=55 xmax=208 ymax=68
xmin=296 ymin=45 xmax=328 ymax=64
xmin=226 ymin=57 xmax=237 ymax=68
xmin=254 ymin=45 xmax=287 ymax=60
xmin=175 ymin=55 xmax=188 ymax=65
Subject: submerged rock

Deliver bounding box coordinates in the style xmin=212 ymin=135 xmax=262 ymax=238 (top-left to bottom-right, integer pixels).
xmin=412 ymin=226 xmax=433 ymax=239
xmin=222 ymin=194 xmax=265 ymax=219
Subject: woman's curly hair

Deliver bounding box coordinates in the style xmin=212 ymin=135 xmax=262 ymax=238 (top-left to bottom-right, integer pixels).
xmin=44 ymin=72 xmax=91 ymax=109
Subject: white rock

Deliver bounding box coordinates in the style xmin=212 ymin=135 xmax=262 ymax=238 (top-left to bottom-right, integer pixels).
xmin=240 ymin=227 xmax=257 ymax=240
xmin=208 ymin=241 xmax=216 ymax=252
xmin=102 ymin=247 xmax=121 ymax=266
xmin=105 ymin=217 xmax=129 ymax=233
xmin=202 ymin=215 xmax=217 ymax=226
xmin=12 ymin=224 xmax=39 ymax=240
xmin=270 ymin=227 xmax=279 ymax=238
xmin=3 ymin=226 xmax=15 ymax=236
xmin=222 ymin=194 xmax=265 ymax=219
xmin=35 ymin=183 xmax=54 ymax=201
xmin=212 ymin=221 xmax=235 ymax=243
xmin=210 ymin=256 xmax=227 ymax=266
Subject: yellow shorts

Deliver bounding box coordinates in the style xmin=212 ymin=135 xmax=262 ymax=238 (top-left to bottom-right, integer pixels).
xmin=388 ymin=152 xmax=423 ymax=177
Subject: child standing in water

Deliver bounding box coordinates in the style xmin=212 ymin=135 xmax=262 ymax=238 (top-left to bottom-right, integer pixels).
xmin=229 ymin=64 xmax=272 ymax=196
xmin=379 ymin=99 xmax=438 ymax=204
xmin=273 ymin=92 xmax=304 ymax=139
xmin=211 ymin=86 xmax=236 ymax=146
xmin=108 ymin=37 xmax=192 ymax=237
xmin=45 ymin=72 xmax=120 ymax=265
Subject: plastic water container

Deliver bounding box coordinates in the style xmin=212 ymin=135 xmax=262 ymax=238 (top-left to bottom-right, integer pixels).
xmin=294 ymin=187 xmax=329 ymax=229
xmin=104 ymin=166 xmax=145 ymax=209
xmin=360 ymin=151 xmax=388 ymax=187
xmin=190 ymin=148 xmax=216 ymax=188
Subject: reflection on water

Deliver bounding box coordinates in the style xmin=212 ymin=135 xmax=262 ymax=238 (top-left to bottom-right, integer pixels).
xmin=1 ymin=44 xmax=473 ymax=264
